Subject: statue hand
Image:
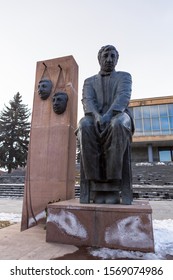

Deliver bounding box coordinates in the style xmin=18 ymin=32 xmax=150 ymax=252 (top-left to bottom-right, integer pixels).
xmin=94 ymin=113 xmax=102 ymax=135
xmin=94 ymin=112 xmax=112 ymax=136
xmin=100 ymin=113 xmax=112 ymax=130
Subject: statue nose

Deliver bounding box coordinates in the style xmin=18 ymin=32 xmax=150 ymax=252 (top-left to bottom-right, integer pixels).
xmin=39 ymin=85 xmax=45 ymax=92
xmin=107 ymin=56 xmax=112 ymax=62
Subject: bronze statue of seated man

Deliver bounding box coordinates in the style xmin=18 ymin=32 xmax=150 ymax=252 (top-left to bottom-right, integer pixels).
xmin=77 ymin=45 xmax=134 ymax=204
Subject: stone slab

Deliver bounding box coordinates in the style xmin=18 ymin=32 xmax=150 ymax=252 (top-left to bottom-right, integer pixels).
xmin=46 ymin=199 xmax=155 ymax=252
xmin=21 ymin=56 xmax=78 ymax=231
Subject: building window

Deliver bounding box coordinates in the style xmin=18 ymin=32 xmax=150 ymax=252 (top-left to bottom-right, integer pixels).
xmin=159 ymin=148 xmax=173 ymax=162
xmin=132 ymin=103 xmax=173 ymax=136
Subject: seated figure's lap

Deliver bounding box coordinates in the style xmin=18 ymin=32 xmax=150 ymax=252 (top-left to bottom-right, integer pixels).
xmin=79 ymin=112 xmax=131 ymax=132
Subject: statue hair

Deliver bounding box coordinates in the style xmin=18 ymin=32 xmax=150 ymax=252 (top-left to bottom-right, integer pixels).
xmin=98 ymin=45 xmax=119 ymax=63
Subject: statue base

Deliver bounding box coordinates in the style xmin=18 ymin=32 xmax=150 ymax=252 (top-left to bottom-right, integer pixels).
xmin=46 ymin=198 xmax=154 ymax=252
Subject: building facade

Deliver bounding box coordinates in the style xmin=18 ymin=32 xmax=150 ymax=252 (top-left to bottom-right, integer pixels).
xmin=129 ymin=96 xmax=173 ymax=162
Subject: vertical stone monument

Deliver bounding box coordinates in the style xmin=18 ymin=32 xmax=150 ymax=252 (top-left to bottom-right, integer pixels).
xmin=21 ymin=56 xmax=78 ymax=231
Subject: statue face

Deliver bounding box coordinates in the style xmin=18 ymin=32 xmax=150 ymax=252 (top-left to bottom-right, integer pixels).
xmin=52 ymin=92 xmax=68 ymax=114
xmin=38 ymin=79 xmax=52 ymax=100
xmin=99 ymin=49 xmax=118 ymax=73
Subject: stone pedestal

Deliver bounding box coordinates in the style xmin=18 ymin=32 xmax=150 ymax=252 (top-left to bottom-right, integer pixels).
xmin=46 ymin=199 xmax=154 ymax=252
xmin=21 ymin=56 xmax=78 ymax=231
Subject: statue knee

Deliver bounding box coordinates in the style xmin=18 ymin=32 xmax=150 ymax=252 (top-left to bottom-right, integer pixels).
xmin=78 ymin=116 xmax=94 ymax=130
xmin=110 ymin=116 xmax=122 ymax=129
xmin=111 ymin=112 xmax=132 ymax=132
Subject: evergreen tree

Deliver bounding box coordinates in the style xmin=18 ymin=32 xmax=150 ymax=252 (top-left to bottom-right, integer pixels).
xmin=0 ymin=92 xmax=31 ymax=173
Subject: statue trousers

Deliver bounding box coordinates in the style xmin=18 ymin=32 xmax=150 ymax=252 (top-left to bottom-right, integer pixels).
xmin=78 ymin=112 xmax=132 ymax=181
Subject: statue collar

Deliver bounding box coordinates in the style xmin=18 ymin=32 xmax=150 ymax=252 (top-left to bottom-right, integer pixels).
xmin=99 ymin=70 xmax=116 ymax=76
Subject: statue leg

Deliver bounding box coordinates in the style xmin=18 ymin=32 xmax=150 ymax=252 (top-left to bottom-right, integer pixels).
xmin=93 ymin=191 xmax=120 ymax=204
xmin=104 ymin=113 xmax=131 ymax=180
xmin=121 ymin=144 xmax=133 ymax=205
xmin=78 ymin=116 xmax=101 ymax=180
xmin=100 ymin=113 xmax=132 ymax=204
xmin=91 ymin=181 xmax=120 ymax=204
xmin=105 ymin=191 xmax=120 ymax=204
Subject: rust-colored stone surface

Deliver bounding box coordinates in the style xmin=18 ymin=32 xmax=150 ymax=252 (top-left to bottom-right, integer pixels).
xmin=46 ymin=199 xmax=155 ymax=252
xmin=21 ymin=56 xmax=78 ymax=231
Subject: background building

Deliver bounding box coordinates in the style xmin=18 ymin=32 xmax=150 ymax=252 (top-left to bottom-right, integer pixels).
xmin=129 ymin=96 xmax=173 ymax=162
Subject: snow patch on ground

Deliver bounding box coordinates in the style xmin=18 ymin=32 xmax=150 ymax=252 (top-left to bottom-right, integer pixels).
xmin=136 ymin=162 xmax=154 ymax=166
xmin=28 ymin=210 xmax=46 ymax=227
xmin=153 ymin=219 xmax=173 ymax=257
xmin=0 ymin=213 xmax=21 ymax=223
xmin=135 ymin=161 xmax=173 ymax=166
xmin=90 ymin=219 xmax=173 ymax=260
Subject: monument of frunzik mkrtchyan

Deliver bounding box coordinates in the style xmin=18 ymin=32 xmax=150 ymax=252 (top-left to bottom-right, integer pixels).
xmin=22 ymin=51 xmax=154 ymax=253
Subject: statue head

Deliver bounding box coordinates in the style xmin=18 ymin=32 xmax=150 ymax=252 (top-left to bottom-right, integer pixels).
xmin=52 ymin=92 xmax=68 ymax=114
xmin=38 ymin=79 xmax=53 ymax=100
xmin=98 ymin=45 xmax=119 ymax=74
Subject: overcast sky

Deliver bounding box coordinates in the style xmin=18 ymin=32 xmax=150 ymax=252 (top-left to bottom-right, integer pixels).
xmin=0 ymin=0 xmax=173 ymax=120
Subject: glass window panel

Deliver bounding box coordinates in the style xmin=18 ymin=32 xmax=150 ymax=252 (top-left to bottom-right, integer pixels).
xmin=142 ymin=106 xmax=150 ymax=118
xmin=159 ymin=150 xmax=171 ymax=161
xmin=150 ymin=105 xmax=159 ymax=118
xmin=152 ymin=131 xmax=161 ymax=135
xmin=134 ymin=107 xmax=142 ymax=119
xmin=144 ymin=119 xmax=151 ymax=131
xmin=160 ymin=117 xmax=169 ymax=130
xmin=134 ymin=131 xmax=143 ymax=136
xmin=159 ymin=104 xmax=167 ymax=117
xmin=162 ymin=130 xmax=170 ymax=135
xmin=135 ymin=119 xmax=143 ymax=132
xmin=145 ymin=131 xmax=152 ymax=135
xmin=152 ymin=118 xmax=160 ymax=130
xmin=169 ymin=116 xmax=173 ymax=129
xmin=168 ymin=104 xmax=173 ymax=116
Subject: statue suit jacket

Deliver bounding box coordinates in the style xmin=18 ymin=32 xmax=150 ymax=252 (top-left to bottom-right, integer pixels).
xmin=82 ymin=70 xmax=134 ymax=133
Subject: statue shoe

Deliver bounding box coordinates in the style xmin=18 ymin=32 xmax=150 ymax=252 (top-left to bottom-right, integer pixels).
xmin=105 ymin=191 xmax=120 ymax=204
xmin=93 ymin=191 xmax=105 ymax=203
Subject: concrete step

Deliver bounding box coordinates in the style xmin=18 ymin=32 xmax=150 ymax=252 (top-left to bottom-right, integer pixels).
xmin=0 ymin=184 xmax=24 ymax=198
xmin=132 ymin=163 xmax=173 ymax=186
